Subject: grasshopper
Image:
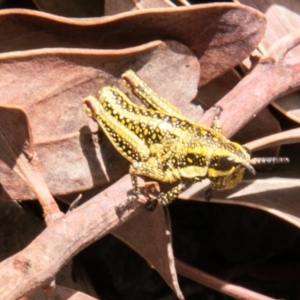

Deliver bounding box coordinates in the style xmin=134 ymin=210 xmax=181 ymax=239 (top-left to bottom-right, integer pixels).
xmin=83 ymin=70 xmax=288 ymax=206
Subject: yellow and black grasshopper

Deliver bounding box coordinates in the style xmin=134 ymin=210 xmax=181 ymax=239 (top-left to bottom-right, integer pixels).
xmin=83 ymin=70 xmax=288 ymax=207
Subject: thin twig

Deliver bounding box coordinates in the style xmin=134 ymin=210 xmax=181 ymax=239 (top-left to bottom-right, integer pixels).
xmin=176 ymin=259 xmax=279 ymax=300
xmin=244 ymin=128 xmax=300 ymax=151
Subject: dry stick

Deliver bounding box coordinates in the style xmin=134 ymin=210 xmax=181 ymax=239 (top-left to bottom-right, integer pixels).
xmin=200 ymin=29 xmax=300 ymax=138
xmin=0 ymin=104 xmax=62 ymax=224
xmin=25 ymin=152 xmax=64 ymax=224
xmin=0 ymin=175 xmax=145 ymax=300
xmin=176 ymin=259 xmax=278 ymax=300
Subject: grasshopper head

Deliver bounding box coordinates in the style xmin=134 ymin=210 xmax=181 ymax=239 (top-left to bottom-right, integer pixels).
xmin=208 ymin=142 xmax=289 ymax=191
xmin=208 ymin=142 xmax=253 ymax=191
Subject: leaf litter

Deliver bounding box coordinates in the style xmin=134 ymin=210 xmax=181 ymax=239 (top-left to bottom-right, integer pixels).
xmin=0 ymin=2 xmax=299 ymax=300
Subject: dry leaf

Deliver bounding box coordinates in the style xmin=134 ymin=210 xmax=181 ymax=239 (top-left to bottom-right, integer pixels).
xmin=239 ymin=0 xmax=300 ymax=51
xmin=0 ymin=4 xmax=265 ymax=85
xmin=180 ymin=175 xmax=300 ymax=224
xmin=239 ymin=0 xmax=300 ymax=124
xmin=113 ymin=206 xmax=184 ymax=299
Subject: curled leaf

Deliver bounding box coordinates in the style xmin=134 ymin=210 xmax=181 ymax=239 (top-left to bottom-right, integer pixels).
xmin=0 ymin=4 xmax=265 ymax=85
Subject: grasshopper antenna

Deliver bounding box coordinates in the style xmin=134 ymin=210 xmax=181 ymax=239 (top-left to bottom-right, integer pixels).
xmin=250 ymin=157 xmax=290 ymax=165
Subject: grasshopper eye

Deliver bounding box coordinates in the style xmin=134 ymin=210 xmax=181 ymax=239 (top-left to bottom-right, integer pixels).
xmin=217 ymin=156 xmax=234 ymax=170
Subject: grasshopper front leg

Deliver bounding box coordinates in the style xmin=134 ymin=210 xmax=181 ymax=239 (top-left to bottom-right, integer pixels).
xmin=129 ymin=158 xmax=189 ymax=206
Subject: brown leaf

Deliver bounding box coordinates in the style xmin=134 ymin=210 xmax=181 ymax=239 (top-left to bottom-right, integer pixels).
xmin=113 ymin=206 xmax=184 ymax=299
xmin=0 ymin=40 xmax=199 ymax=200
xmin=0 ymin=4 xmax=266 ymax=85
xmin=0 ymin=104 xmax=61 ymax=221
xmin=240 ymin=0 xmax=300 ymax=51
xmin=180 ymin=175 xmax=300 ymax=226
xmin=220 ymin=177 xmax=300 ymax=231
xmin=196 ymin=69 xmax=242 ymax=109
xmin=240 ymin=0 xmax=300 ymax=124
xmin=0 ymin=104 xmax=34 ymax=196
